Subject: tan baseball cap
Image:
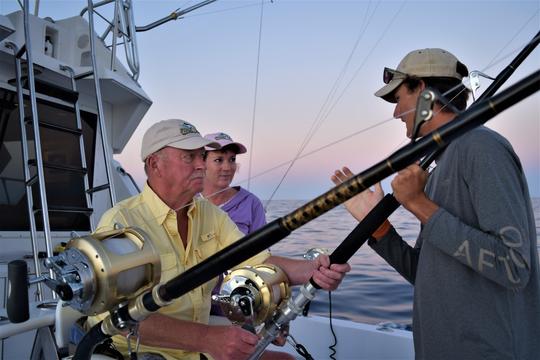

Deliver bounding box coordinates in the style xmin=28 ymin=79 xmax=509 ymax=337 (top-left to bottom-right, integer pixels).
xmin=375 ymin=48 xmax=467 ymax=103
xmin=140 ymin=119 xmax=219 ymax=161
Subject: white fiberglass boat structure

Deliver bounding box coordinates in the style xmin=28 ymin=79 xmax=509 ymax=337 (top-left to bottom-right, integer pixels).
xmin=0 ymin=1 xmax=415 ymax=359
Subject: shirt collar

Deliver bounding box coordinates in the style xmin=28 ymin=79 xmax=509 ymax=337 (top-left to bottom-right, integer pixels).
xmin=142 ymin=183 xmax=199 ymax=224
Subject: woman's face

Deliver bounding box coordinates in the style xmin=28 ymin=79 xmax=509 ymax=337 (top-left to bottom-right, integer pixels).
xmin=204 ymin=149 xmax=238 ymax=189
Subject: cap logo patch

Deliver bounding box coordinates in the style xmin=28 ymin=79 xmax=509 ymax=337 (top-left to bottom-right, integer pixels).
xmin=215 ymin=133 xmax=232 ymax=141
xmin=180 ymin=123 xmax=199 ymax=136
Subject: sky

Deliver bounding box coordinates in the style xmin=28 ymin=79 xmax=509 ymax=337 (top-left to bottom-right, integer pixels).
xmin=2 ymin=0 xmax=539 ymax=200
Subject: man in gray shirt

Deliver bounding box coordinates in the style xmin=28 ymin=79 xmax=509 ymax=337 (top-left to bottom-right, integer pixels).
xmin=332 ymin=48 xmax=540 ymax=359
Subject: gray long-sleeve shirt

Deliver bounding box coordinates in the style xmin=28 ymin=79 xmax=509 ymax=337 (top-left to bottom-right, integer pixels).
xmin=370 ymin=126 xmax=540 ymax=359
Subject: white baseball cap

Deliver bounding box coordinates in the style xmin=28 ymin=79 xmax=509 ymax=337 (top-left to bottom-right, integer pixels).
xmin=141 ymin=119 xmax=219 ymax=161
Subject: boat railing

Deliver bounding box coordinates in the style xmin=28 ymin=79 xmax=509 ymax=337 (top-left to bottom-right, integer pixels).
xmin=78 ymin=0 xmax=220 ymax=81
xmin=84 ymin=0 xmax=117 ymax=207
xmin=79 ymin=0 xmax=140 ymax=81
xmin=8 ymin=1 xmax=54 ymax=301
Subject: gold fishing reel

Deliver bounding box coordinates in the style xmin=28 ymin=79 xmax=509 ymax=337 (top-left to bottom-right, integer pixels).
xmin=212 ymin=264 xmax=290 ymax=328
xmin=44 ymin=227 xmax=161 ymax=315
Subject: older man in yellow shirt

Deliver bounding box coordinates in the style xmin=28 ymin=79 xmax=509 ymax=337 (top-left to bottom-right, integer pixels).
xmin=89 ymin=119 xmax=350 ymax=360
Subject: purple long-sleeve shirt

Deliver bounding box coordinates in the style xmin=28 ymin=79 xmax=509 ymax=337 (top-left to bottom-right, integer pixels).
xmin=211 ymin=186 xmax=267 ymax=315
xmin=220 ymin=186 xmax=266 ymax=235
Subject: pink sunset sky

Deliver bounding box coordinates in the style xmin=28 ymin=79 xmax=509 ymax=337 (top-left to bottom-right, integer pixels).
xmin=5 ymin=1 xmax=537 ymax=200
xmin=115 ymin=1 xmax=540 ymax=200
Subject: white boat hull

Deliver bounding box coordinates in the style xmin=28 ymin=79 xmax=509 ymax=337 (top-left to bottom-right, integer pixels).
xmin=268 ymin=315 xmax=414 ymax=360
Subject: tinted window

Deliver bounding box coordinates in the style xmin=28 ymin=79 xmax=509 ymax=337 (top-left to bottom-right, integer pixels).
xmin=0 ymin=88 xmax=97 ymax=231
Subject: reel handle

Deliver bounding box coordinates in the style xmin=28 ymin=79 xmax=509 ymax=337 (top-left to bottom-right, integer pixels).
xmin=7 ymin=260 xmax=29 ymax=323
xmin=43 ymin=277 xmax=73 ymax=301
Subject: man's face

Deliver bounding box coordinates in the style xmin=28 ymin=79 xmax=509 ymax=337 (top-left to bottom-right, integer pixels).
xmin=157 ymin=146 xmax=207 ymax=197
xmin=393 ymin=83 xmax=423 ymax=139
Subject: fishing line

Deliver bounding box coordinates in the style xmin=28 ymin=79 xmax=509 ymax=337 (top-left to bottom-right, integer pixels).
xmin=265 ymin=2 xmax=405 ymax=211
xmin=247 ymin=0 xmax=266 ymax=191
xmin=316 ymin=0 xmax=407 ymax=130
xmin=260 ymin=32 xmax=534 ymax=208
xmin=328 ymin=291 xmax=338 ymax=360
xmin=483 ymin=10 xmax=539 ymax=70
xmin=174 ymin=1 xmax=196 ymax=14
xmin=120 ymin=7 xmax=536 ymax=225
xmin=115 ymin=99 xmax=452 ymax=225
xmin=104 ymin=19 xmax=537 ymax=261
xmin=238 ymin=116 xmax=397 ymax=183
xmin=201 ymin=75 xmax=490 ymax=216
xmin=293 ymin=0 xmax=379 ymax=157
xmin=114 ymin=78 xmax=472 ymax=229
xmin=182 ymin=0 xmax=274 ymax=19
xmin=262 ymin=4 xmax=537 ymax=205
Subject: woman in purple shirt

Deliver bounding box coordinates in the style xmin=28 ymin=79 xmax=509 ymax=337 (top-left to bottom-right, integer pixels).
xmin=203 ymin=132 xmax=267 ymax=316
xmin=202 ymin=132 xmax=266 ymax=235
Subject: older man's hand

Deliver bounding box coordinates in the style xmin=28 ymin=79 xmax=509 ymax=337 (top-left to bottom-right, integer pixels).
xmin=205 ymin=325 xmax=259 ymax=360
xmin=311 ymin=254 xmax=351 ymax=291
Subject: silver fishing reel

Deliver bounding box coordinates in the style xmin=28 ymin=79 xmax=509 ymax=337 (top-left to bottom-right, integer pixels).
xmin=303 ymin=247 xmax=329 ymax=260
xmin=212 ymin=264 xmax=290 ymax=330
xmin=42 ymin=227 xmax=161 ymax=315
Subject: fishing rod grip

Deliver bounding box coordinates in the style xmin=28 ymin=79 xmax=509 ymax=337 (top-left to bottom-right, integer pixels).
xmin=319 ymin=145 xmax=436 ymax=277
xmin=308 ymin=194 xmax=399 ymax=289
xmin=309 ymin=149 xmax=435 ymax=290
xmin=330 ymin=194 xmax=399 ymax=265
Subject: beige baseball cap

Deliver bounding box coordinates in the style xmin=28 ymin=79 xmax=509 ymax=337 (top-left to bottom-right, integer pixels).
xmin=375 ymin=48 xmax=467 ymax=103
xmin=140 ymin=119 xmax=219 ymax=161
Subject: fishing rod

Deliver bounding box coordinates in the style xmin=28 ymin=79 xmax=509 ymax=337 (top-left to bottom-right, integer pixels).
xmin=330 ymin=28 xmax=540 ymax=264
xmin=73 ymin=67 xmax=540 ymax=359
xmin=245 ymin=29 xmax=540 ymax=359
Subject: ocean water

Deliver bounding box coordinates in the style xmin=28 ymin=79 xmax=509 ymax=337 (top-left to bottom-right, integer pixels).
xmin=265 ymin=198 xmax=540 ymax=327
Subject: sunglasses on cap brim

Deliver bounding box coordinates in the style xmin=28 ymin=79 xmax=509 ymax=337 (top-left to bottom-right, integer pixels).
xmin=383 ymin=67 xmax=408 ymax=84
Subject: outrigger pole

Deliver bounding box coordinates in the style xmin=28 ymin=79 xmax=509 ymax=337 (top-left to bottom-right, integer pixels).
xmin=76 ymin=67 xmax=540 ymax=359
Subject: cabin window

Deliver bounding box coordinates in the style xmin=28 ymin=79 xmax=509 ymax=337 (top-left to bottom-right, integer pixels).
xmin=0 ymin=88 xmax=97 ymax=231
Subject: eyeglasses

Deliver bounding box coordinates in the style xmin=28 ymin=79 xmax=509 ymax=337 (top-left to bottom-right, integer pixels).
xmin=153 ymin=148 xmax=206 ymax=164
xmin=383 ymin=67 xmax=408 ymax=84
xmin=180 ymin=149 xmax=206 ymax=164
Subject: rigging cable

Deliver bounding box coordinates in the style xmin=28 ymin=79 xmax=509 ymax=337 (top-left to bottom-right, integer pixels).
xmin=292 ymin=0 xmax=379 ymax=164
xmin=126 ymin=28 xmax=535 ymax=223
xmin=180 ymin=6 xmax=537 ymax=204
xmin=263 ymin=6 xmax=536 ymax=208
xmin=247 ymin=0 xmax=266 ymax=190
xmin=263 ymin=0 xmax=382 ymax=208
xmin=182 ymin=0 xmax=274 ymax=19
xmin=484 ymin=10 xmax=539 ymax=71
xmin=100 ymin=22 xmax=540 ymax=259
xmin=174 ymin=1 xmax=196 ymax=14
xmin=264 ymin=1 xmax=407 ymax=209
